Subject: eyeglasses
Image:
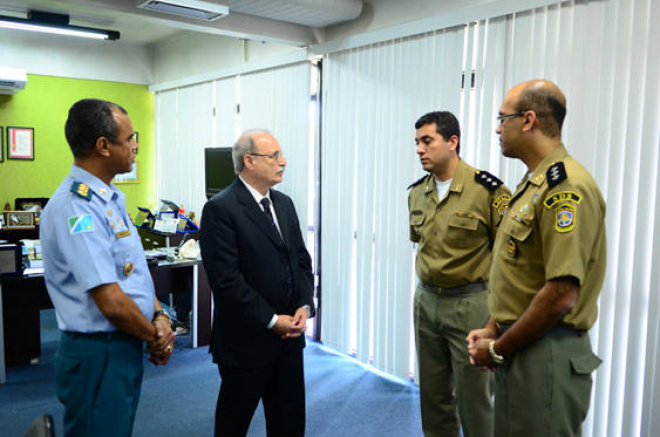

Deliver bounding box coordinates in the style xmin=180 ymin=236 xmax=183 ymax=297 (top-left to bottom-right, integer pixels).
xmin=497 ymin=111 xmax=527 ymax=125
xmin=249 ymin=150 xmax=283 ymax=160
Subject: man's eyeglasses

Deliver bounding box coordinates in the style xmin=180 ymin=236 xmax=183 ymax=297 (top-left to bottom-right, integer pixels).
xmin=250 ymin=151 xmax=283 ymax=160
xmin=497 ymin=111 xmax=527 ymax=125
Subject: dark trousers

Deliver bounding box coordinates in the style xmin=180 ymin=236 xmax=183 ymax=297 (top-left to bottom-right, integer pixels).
xmin=215 ymin=350 xmax=306 ymax=437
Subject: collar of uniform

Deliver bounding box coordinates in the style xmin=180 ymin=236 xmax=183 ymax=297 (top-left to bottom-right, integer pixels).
xmin=448 ymin=159 xmax=468 ymax=194
xmin=528 ymin=144 xmax=569 ymax=186
xmin=69 ymin=165 xmax=120 ymax=203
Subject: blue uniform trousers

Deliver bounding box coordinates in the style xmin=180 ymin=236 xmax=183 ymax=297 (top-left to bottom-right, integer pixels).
xmin=54 ymin=331 xmax=144 ymax=437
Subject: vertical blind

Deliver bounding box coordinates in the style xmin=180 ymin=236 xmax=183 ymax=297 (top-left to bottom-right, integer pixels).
xmin=156 ymin=62 xmax=312 ymax=235
xmin=320 ymin=1 xmax=660 ymax=436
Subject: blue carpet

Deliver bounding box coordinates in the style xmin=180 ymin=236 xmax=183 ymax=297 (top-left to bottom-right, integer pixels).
xmin=1 ymin=310 xmax=423 ymax=437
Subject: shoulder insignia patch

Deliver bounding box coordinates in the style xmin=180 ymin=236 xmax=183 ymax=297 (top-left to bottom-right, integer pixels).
xmin=71 ymin=182 xmax=92 ymax=201
xmin=546 ymin=162 xmax=567 ymax=188
xmin=407 ymin=175 xmax=427 ymax=190
xmin=475 ymin=170 xmax=504 ymax=191
xmin=543 ymin=191 xmax=582 ymax=209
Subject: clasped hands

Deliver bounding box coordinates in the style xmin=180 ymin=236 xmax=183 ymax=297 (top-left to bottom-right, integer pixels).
xmin=466 ymin=327 xmax=498 ymax=370
xmin=148 ymin=317 xmax=175 ymax=365
xmin=272 ymin=307 xmax=308 ymax=339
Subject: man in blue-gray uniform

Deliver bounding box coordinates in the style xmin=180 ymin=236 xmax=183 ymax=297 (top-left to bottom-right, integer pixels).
xmin=40 ymin=99 xmax=175 ymax=437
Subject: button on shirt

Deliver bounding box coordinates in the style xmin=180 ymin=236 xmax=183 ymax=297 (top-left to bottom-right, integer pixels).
xmin=40 ymin=165 xmax=155 ymax=333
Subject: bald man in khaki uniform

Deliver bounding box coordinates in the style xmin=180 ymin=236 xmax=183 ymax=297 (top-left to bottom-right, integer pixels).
xmin=409 ymin=111 xmax=510 ymax=437
xmin=467 ymin=80 xmax=606 ymax=437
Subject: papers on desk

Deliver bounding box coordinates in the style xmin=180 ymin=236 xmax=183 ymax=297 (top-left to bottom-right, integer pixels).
xmin=23 ymin=267 xmax=44 ymax=276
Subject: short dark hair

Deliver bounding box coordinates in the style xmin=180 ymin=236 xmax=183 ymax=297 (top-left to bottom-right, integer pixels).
xmin=414 ymin=111 xmax=461 ymax=155
xmin=65 ymin=99 xmax=127 ymax=158
xmin=515 ymin=86 xmax=566 ymax=138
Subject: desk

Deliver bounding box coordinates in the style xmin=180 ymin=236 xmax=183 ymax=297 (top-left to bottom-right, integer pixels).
xmin=0 ymin=258 xmax=212 ymax=385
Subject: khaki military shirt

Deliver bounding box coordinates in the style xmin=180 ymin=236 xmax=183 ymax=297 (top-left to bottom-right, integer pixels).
xmin=408 ymin=159 xmax=511 ymax=288
xmin=488 ymin=145 xmax=607 ymax=330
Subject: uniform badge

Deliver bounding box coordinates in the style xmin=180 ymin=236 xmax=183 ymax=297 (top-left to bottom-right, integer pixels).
xmin=532 ymin=193 xmax=540 ymax=204
xmin=99 ymin=188 xmax=108 ymax=195
xmin=116 ymin=230 xmax=131 ymax=239
xmin=544 ymin=191 xmax=582 ymax=209
xmin=492 ymin=194 xmax=511 ymax=215
xmin=123 ymin=262 xmax=134 ymax=277
xmin=555 ymin=205 xmax=576 ymax=232
xmin=70 ymin=182 xmax=92 ymax=201
xmin=507 ymin=238 xmax=517 ymax=258
xmin=547 ymin=162 xmax=567 ymax=188
xmin=68 ymin=215 xmax=94 ymax=234
xmin=475 ymin=170 xmax=504 ymax=191
xmin=107 ymin=210 xmax=113 ymax=216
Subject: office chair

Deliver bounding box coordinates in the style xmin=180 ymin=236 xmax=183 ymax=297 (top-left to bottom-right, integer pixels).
xmin=23 ymin=414 xmax=55 ymax=437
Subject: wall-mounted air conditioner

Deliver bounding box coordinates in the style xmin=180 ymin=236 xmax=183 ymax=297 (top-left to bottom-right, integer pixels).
xmin=0 ymin=67 xmax=27 ymax=95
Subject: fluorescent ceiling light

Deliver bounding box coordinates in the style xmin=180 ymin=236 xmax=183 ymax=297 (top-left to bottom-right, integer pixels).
xmin=0 ymin=11 xmax=120 ymax=41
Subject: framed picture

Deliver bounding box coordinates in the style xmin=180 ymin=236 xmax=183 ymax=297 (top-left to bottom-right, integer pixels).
xmin=0 ymin=127 xmax=3 ymax=163
xmin=7 ymin=126 xmax=34 ymax=160
xmin=113 ymin=158 xmax=139 ymax=184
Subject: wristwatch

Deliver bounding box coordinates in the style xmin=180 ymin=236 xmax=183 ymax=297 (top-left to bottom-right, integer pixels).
xmin=153 ymin=309 xmax=169 ymax=322
xmin=489 ymin=340 xmax=505 ymax=364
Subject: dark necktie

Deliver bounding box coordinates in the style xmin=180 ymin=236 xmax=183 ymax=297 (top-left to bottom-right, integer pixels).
xmin=260 ymin=197 xmax=283 ymax=243
xmin=260 ymin=197 xmax=293 ymax=306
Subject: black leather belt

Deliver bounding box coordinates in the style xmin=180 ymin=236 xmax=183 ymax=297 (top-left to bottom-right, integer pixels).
xmin=419 ymin=281 xmax=488 ymax=295
xmin=498 ymin=323 xmax=586 ymax=337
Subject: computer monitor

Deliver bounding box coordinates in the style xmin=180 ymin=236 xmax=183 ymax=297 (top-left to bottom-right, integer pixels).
xmin=204 ymin=147 xmax=235 ymax=199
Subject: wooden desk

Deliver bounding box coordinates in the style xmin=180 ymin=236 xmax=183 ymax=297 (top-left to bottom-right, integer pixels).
xmin=0 ymin=258 xmax=211 ymax=385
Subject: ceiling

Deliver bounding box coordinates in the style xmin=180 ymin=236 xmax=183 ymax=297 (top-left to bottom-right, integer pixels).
xmin=0 ymin=0 xmax=364 ymax=46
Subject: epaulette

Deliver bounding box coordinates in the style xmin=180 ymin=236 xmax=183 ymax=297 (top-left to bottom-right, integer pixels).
xmin=546 ymin=162 xmax=567 ymax=188
xmin=407 ymin=175 xmax=427 ymax=190
xmin=70 ymin=182 xmax=92 ymax=201
xmin=475 ymin=170 xmax=504 ymax=191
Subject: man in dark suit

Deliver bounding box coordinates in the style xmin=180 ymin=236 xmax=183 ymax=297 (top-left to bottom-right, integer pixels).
xmin=200 ymin=129 xmax=315 ymax=437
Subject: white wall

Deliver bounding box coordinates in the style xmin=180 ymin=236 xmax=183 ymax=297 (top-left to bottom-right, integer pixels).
xmin=0 ymin=28 xmax=154 ymax=84
xmin=152 ymin=31 xmax=300 ymax=84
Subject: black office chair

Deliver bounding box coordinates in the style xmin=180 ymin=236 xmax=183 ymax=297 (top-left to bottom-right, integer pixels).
xmin=23 ymin=414 xmax=55 ymax=437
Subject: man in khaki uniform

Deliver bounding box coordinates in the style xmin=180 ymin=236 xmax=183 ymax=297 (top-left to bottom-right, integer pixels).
xmin=409 ymin=111 xmax=510 ymax=437
xmin=467 ymin=80 xmax=606 ymax=437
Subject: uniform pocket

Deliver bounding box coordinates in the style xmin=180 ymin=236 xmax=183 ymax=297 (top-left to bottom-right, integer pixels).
xmin=410 ymin=210 xmax=425 ymax=226
xmin=447 ymin=215 xmax=480 ymax=247
xmin=570 ymin=352 xmax=602 ymax=374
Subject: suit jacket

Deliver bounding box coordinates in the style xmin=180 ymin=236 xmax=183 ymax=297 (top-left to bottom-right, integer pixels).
xmin=200 ymin=178 xmax=315 ymax=367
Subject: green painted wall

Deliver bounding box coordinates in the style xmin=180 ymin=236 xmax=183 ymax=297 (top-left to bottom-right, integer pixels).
xmin=0 ymin=74 xmax=156 ymax=218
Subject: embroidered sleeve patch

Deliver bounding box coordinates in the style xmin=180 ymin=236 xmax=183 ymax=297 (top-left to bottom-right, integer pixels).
xmin=544 ymin=191 xmax=582 ymax=209
xmin=492 ymin=194 xmax=511 ymax=215
xmin=555 ymin=205 xmax=576 ymax=232
xmin=68 ymin=215 xmax=94 ymax=234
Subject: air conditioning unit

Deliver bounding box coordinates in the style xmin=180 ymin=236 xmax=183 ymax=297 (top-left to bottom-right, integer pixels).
xmin=0 ymin=67 xmax=27 ymax=95
xmin=137 ymin=0 xmax=229 ymax=21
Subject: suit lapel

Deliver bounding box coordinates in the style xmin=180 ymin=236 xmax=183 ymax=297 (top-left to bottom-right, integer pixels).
xmin=233 ymin=180 xmax=285 ymax=248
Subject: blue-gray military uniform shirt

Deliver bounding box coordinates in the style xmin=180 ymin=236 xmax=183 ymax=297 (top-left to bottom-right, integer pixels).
xmin=40 ymin=165 xmax=155 ymax=332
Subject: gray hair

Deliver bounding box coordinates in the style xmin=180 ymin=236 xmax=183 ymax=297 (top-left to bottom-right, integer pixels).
xmin=232 ymin=129 xmax=271 ymax=174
